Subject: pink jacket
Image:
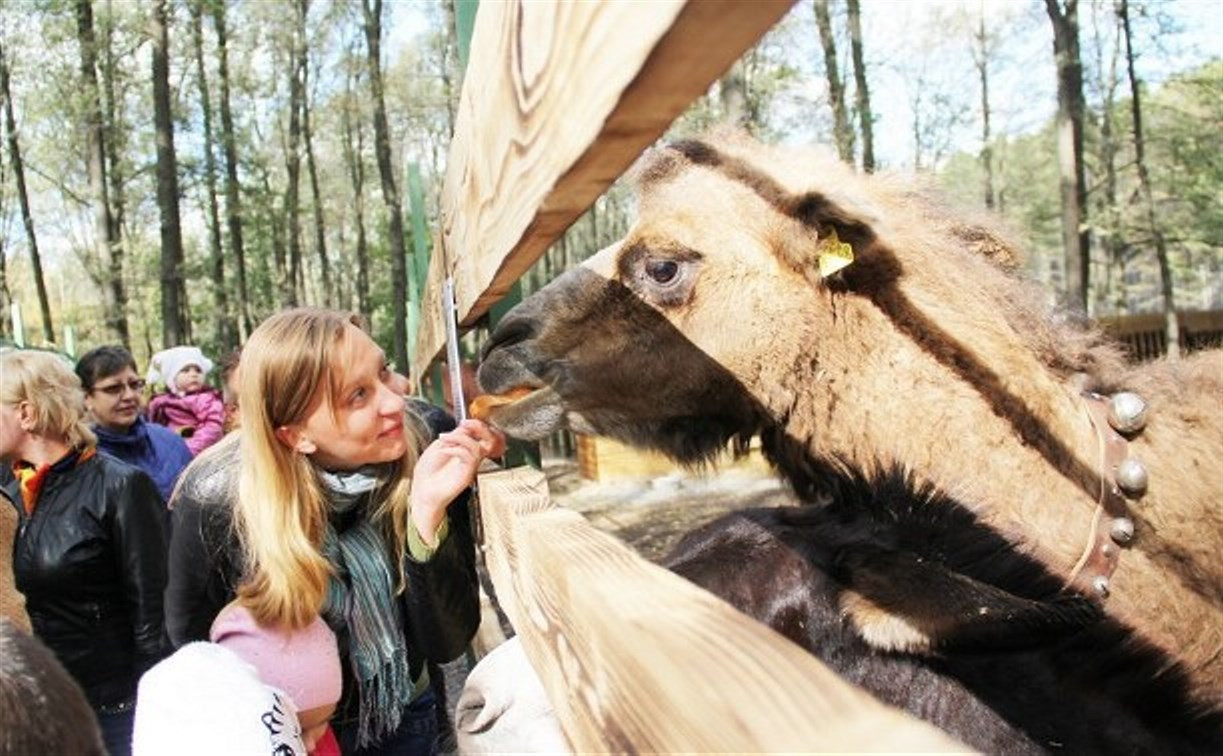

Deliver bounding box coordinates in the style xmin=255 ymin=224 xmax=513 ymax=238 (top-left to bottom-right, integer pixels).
xmin=148 ymin=388 xmax=225 ymax=456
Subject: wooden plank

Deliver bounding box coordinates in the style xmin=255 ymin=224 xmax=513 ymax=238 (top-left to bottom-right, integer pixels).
xmin=476 ymin=467 xmax=968 ymax=752
xmin=411 ymin=0 xmax=795 ymax=379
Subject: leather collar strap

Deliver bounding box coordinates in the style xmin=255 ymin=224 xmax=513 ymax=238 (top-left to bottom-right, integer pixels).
xmin=1066 ymin=392 xmax=1131 ymax=598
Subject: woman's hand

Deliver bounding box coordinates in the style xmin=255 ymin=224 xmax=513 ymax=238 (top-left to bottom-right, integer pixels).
xmin=409 ymin=419 xmax=507 ymax=544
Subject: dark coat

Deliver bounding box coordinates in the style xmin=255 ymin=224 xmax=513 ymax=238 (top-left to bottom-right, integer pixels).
xmin=164 ymin=402 xmax=480 ymax=712
xmin=93 ymin=416 xmax=194 ymax=503
xmin=7 ymin=451 xmax=168 ymax=709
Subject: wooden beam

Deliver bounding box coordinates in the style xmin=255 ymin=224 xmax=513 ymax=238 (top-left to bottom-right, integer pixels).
xmin=412 ymin=0 xmax=795 ymax=379
xmin=476 ymin=467 xmax=969 ymax=752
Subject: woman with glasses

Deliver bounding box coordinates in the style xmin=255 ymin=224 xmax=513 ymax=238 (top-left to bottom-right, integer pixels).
xmin=76 ymin=346 xmax=193 ymax=503
xmin=1 ymin=349 xmax=168 ymax=756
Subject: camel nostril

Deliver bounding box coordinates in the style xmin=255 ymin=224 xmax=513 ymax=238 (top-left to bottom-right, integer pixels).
xmin=483 ymin=316 xmax=536 ymax=359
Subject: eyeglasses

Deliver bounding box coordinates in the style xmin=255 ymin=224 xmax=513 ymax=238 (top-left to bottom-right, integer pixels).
xmin=91 ymin=378 xmax=147 ymax=397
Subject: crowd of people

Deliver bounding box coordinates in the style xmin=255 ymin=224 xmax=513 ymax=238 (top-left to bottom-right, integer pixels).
xmin=1 ymin=307 xmax=505 ymax=756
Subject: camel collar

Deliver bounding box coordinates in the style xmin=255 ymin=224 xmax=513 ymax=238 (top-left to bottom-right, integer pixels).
xmin=1067 ymin=390 xmax=1149 ymax=598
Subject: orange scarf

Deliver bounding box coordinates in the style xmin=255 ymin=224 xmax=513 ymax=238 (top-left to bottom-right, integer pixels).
xmin=12 ymin=447 xmax=96 ymax=517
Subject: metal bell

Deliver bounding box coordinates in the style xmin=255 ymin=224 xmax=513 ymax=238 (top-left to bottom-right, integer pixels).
xmin=1116 ymin=458 xmax=1149 ymax=497
xmin=1110 ymin=517 xmax=1135 ymax=544
xmin=1092 ymin=575 xmax=1110 ymax=597
xmin=1108 ymin=392 xmax=1148 ymax=434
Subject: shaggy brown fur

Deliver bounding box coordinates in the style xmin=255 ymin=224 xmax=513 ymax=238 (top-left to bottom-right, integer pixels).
xmin=478 ymin=131 xmax=1223 ymax=709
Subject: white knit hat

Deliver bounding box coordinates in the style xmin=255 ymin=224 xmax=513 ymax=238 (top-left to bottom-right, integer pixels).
xmin=133 ymin=642 xmax=307 ymax=756
xmin=147 ymin=346 xmax=214 ymax=396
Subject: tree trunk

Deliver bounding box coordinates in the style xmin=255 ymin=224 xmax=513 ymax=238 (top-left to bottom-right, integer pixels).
xmin=0 ymin=40 xmax=53 ymax=343
xmin=341 ymin=63 xmax=371 ymax=320
xmin=301 ymin=2 xmax=331 ymax=308
xmin=1118 ymin=0 xmax=1179 ymax=357
xmin=212 ymin=0 xmax=251 ymax=340
xmin=846 ymin=0 xmax=874 ymax=171
xmin=720 ymin=59 xmax=749 ymax=129
xmin=972 ymin=8 xmax=996 ymax=210
xmin=76 ymin=0 xmax=128 ymax=345
xmin=1045 ymin=0 xmax=1091 ymax=312
xmin=190 ymin=0 xmax=233 ymax=349
xmin=814 ymin=0 xmax=853 ymax=164
xmin=362 ymin=0 xmax=409 ymax=372
xmin=100 ymin=0 xmax=130 ymax=327
xmin=1092 ymin=0 xmax=1124 ymax=311
xmin=282 ymin=0 xmax=306 ymax=307
xmin=151 ymin=0 xmax=187 ymax=347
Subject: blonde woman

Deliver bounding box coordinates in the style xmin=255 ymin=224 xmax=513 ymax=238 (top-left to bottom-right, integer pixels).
xmin=0 ymin=349 xmax=168 ymax=756
xmin=165 ymin=308 xmax=504 ymax=755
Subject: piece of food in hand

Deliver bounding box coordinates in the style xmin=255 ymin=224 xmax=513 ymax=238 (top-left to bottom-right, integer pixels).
xmin=469 ymin=387 xmax=534 ymax=421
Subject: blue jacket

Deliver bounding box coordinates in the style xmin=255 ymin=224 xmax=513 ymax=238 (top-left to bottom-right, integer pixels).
xmin=93 ymin=417 xmax=194 ymax=503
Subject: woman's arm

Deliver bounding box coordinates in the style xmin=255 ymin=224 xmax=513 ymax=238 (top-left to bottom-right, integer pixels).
xmin=109 ymin=466 xmax=170 ymax=673
xmin=403 ymin=491 xmax=480 ymax=662
xmin=185 ymin=392 xmax=226 ymax=455
xmin=164 ymin=438 xmax=243 ymax=645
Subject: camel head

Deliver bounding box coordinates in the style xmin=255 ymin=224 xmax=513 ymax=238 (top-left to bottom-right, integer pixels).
xmin=478 ymin=132 xmax=984 ymax=474
xmin=481 ymin=132 xmax=1045 ymax=461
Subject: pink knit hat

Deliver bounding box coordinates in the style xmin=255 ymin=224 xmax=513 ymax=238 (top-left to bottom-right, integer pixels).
xmin=209 ymin=604 xmax=342 ymax=712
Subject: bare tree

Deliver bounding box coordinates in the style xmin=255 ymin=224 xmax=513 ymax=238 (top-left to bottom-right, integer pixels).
xmin=151 ymin=0 xmax=188 ymax=346
xmin=76 ymin=0 xmax=129 ymax=344
xmin=212 ymin=0 xmax=252 ymax=339
xmin=846 ymin=0 xmax=874 ymax=171
xmin=814 ymin=0 xmax=853 ymax=163
xmin=362 ymin=0 xmax=410 ymax=372
xmin=1045 ymin=0 xmax=1091 ymax=312
xmin=100 ymin=0 xmax=130 ymax=312
xmin=0 ymin=39 xmax=53 ymax=343
xmin=190 ymin=0 xmax=233 ymax=349
xmin=971 ymin=4 xmax=996 ymax=209
xmin=1089 ymin=0 xmax=1124 ymax=309
xmin=341 ymin=53 xmax=371 ymax=320
xmin=282 ymin=0 xmax=306 ymax=306
xmin=719 ymin=59 xmax=749 ymax=129
xmin=1117 ymin=0 xmax=1179 ymax=357
xmin=301 ymin=0 xmax=332 ymax=307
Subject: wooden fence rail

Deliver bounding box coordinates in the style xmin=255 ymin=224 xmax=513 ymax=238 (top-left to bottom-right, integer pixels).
xmin=477 ymin=468 xmax=966 ymax=752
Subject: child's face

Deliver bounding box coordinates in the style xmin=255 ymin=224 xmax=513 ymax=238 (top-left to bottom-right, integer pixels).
xmin=175 ymin=364 xmax=205 ymax=393
xmin=297 ymin=703 xmax=337 ymax=753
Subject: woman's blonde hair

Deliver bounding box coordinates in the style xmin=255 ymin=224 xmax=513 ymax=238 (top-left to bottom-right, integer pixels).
xmin=234 ymin=308 xmax=423 ymax=629
xmin=0 ymin=350 xmax=96 ymax=451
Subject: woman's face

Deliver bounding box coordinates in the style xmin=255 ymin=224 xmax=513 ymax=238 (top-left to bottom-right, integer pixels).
xmin=289 ymin=325 xmax=407 ymax=470
xmin=0 ymin=401 xmax=26 ymax=461
xmin=84 ymin=367 xmax=145 ymax=433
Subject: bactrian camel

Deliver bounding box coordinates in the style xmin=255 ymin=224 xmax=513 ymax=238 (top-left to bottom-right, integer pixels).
xmin=476 ymin=132 xmax=1223 ymax=734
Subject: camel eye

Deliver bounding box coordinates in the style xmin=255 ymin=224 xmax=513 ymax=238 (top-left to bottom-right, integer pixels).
xmin=645 ymin=259 xmax=680 ymax=285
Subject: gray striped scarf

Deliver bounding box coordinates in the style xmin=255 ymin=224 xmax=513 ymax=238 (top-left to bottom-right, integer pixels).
xmin=318 ymin=466 xmax=413 ymax=747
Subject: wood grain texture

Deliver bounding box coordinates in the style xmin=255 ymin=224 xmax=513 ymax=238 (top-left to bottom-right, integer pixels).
xmin=411 ymin=0 xmax=796 ymax=381
xmin=477 ymin=467 xmax=969 ymax=752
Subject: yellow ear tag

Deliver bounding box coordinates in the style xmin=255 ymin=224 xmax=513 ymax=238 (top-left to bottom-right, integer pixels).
xmin=817 ymin=229 xmax=855 ymax=278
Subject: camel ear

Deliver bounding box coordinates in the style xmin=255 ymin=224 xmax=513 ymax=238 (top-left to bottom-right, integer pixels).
xmin=779 ymin=190 xmax=901 ymax=289
xmin=275 ymin=425 xmax=316 ymax=455
xmin=836 ymin=547 xmax=1102 ymax=655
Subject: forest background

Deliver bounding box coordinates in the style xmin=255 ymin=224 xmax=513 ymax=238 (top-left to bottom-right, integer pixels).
xmin=0 ymin=0 xmax=1219 ymax=381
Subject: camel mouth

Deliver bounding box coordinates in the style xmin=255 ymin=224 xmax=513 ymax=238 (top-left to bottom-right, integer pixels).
xmin=482 ymin=386 xmax=566 ymax=440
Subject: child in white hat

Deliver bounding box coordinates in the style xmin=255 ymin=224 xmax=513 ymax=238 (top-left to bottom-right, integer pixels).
xmin=132 ymin=603 xmax=343 ymax=756
xmin=146 ymin=345 xmax=225 ymax=456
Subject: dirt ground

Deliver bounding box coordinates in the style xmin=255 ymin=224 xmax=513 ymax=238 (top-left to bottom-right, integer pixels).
xmin=438 ymin=457 xmax=798 ymax=748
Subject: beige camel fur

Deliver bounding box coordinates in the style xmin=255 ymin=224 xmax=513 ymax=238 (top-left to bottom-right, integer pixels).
xmin=479 ymin=131 xmax=1223 ymax=709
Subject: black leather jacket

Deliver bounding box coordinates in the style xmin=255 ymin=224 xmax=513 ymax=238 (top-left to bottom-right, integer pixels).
xmin=165 ymin=402 xmax=480 ymax=677
xmin=6 ymin=450 xmax=169 ymax=709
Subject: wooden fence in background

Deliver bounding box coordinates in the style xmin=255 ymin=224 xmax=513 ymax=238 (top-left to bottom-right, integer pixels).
xmin=1097 ymin=310 xmax=1223 ymax=362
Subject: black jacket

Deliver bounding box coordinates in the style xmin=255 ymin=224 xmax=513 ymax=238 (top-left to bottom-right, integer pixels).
xmin=6 ymin=450 xmax=169 ymax=709
xmin=164 ymin=402 xmax=480 ymax=675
